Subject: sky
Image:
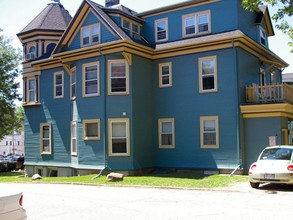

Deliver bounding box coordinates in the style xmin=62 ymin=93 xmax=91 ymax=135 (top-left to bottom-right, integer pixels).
xmin=0 ymin=0 xmax=292 ymax=75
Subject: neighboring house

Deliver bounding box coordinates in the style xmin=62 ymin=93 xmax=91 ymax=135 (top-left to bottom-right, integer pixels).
xmin=0 ymin=131 xmax=24 ymax=156
xmin=283 ymin=73 xmax=293 ymax=84
xmin=17 ymin=0 xmax=293 ymax=177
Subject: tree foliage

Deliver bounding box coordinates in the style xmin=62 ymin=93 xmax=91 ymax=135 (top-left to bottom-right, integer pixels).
xmin=242 ymin=0 xmax=293 ymax=52
xmin=0 ymin=29 xmax=22 ymax=140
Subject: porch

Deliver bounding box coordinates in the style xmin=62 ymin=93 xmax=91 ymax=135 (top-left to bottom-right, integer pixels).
xmin=246 ymin=83 xmax=293 ymax=104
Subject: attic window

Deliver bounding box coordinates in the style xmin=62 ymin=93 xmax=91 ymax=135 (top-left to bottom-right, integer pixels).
xmin=81 ymin=24 xmax=100 ymax=47
xmin=26 ymin=46 xmax=36 ymax=60
xmin=122 ymin=19 xmax=140 ymax=39
xmin=259 ymin=26 xmax=267 ymax=47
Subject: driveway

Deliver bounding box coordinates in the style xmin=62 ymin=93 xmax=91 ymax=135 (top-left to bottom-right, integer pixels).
xmin=2 ymin=182 xmax=293 ymax=219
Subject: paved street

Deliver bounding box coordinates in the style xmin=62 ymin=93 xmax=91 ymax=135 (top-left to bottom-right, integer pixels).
xmin=2 ymin=182 xmax=293 ymax=220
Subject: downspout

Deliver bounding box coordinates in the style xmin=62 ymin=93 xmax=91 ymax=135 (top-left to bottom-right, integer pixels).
xmin=92 ymin=47 xmax=109 ymax=180
xmin=230 ymin=38 xmax=242 ymax=176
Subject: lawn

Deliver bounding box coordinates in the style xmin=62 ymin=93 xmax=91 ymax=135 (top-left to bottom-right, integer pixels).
xmin=0 ymin=171 xmax=248 ymax=189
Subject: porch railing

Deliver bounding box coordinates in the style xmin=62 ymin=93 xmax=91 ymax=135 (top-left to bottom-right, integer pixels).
xmin=246 ymin=83 xmax=293 ymax=104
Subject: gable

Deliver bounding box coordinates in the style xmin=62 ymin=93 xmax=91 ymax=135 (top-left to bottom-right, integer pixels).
xmin=53 ymin=0 xmax=131 ymax=55
xmin=66 ymin=10 xmax=120 ymax=51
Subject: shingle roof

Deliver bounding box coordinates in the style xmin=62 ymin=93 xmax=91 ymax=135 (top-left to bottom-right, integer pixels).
xmin=19 ymin=2 xmax=72 ymax=34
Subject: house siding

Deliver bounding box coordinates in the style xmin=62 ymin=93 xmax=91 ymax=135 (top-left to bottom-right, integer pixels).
xmin=19 ymin=0 xmax=290 ymax=176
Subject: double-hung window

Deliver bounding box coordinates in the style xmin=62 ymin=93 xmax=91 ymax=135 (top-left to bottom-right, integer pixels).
xmin=108 ymin=118 xmax=130 ymax=156
xmin=259 ymin=26 xmax=267 ymax=47
xmin=23 ymin=76 xmax=40 ymax=104
xmin=54 ymin=71 xmax=64 ymax=98
xmin=158 ymin=118 xmax=175 ymax=149
xmin=81 ymin=24 xmax=100 ymax=47
xmin=199 ymin=56 xmax=217 ymax=93
xmin=40 ymin=123 xmax=51 ymax=154
xmin=155 ymin=18 xmax=168 ymax=42
xmin=70 ymin=67 xmax=76 ymax=100
xmin=200 ymin=116 xmax=219 ymax=149
xmin=82 ymin=62 xmax=99 ymax=97
xmin=83 ymin=119 xmax=100 ymax=140
xmin=71 ymin=121 xmax=77 ymax=155
xmin=183 ymin=11 xmax=210 ymax=37
xmin=159 ymin=62 xmax=172 ymax=88
xmin=108 ymin=60 xmax=129 ymax=95
xmin=122 ymin=19 xmax=131 ymax=36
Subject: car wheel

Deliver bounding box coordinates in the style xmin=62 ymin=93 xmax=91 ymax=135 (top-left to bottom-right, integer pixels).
xmin=250 ymin=182 xmax=259 ymax=188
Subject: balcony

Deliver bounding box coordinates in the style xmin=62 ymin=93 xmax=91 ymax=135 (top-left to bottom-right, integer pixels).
xmin=246 ymin=83 xmax=293 ymax=104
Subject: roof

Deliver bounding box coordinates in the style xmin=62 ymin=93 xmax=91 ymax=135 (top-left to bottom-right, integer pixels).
xmin=138 ymin=0 xmax=213 ymax=17
xmin=18 ymin=2 xmax=72 ymax=35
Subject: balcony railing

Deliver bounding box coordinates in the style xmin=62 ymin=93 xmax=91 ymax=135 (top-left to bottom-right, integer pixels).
xmin=246 ymin=83 xmax=293 ymax=104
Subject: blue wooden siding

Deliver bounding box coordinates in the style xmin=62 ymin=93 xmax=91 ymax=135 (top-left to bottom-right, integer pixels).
xmin=244 ymin=117 xmax=288 ymax=170
xmin=153 ymin=48 xmax=240 ymax=169
xmin=142 ymin=0 xmax=238 ymax=44
xmin=67 ymin=11 xmax=119 ymax=51
xmin=132 ymin=55 xmax=155 ymax=169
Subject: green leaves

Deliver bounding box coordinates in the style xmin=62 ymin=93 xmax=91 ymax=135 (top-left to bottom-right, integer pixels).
xmin=242 ymin=0 xmax=293 ymax=52
xmin=0 ymin=29 xmax=22 ymax=140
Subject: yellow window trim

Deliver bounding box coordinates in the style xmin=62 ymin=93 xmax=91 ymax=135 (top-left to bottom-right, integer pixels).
xmin=40 ymin=123 xmax=52 ymax=155
xmin=83 ymin=119 xmax=101 ymax=140
xmin=159 ymin=62 xmax=173 ymax=88
xmin=108 ymin=118 xmax=130 ymax=157
xmin=200 ymin=116 xmax=219 ymax=149
xmin=198 ymin=55 xmax=218 ymax=93
xmin=158 ymin=118 xmax=175 ymax=149
xmin=107 ymin=60 xmax=130 ymax=96
xmin=82 ymin=61 xmax=100 ymax=97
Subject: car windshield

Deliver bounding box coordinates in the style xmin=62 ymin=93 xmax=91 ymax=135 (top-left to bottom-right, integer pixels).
xmin=260 ymin=148 xmax=293 ymax=160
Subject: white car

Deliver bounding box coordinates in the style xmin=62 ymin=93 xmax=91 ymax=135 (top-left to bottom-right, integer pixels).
xmin=0 ymin=191 xmax=27 ymax=220
xmin=249 ymin=145 xmax=293 ymax=188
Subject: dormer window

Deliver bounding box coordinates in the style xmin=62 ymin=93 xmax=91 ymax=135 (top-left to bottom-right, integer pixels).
xmin=122 ymin=19 xmax=141 ymax=39
xmin=259 ymin=26 xmax=267 ymax=47
xmin=81 ymin=24 xmax=100 ymax=47
xmin=26 ymin=46 xmax=36 ymax=60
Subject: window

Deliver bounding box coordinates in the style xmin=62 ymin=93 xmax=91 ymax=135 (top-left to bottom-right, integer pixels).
xmin=40 ymin=123 xmax=51 ymax=154
xmin=26 ymin=46 xmax=36 ymax=60
xmin=259 ymin=26 xmax=267 ymax=47
xmin=158 ymin=118 xmax=175 ymax=149
xmin=155 ymin=18 xmax=168 ymax=42
xmin=199 ymin=56 xmax=217 ymax=93
xmin=159 ymin=62 xmax=172 ymax=88
xmin=23 ymin=76 xmax=39 ymax=104
xmin=122 ymin=19 xmax=131 ymax=35
xmin=83 ymin=119 xmax=100 ymax=140
xmin=81 ymin=24 xmax=100 ymax=47
xmin=200 ymin=116 xmax=219 ymax=149
xmin=183 ymin=11 xmax=210 ymax=37
xmin=71 ymin=121 xmax=77 ymax=155
xmin=82 ymin=62 xmax=99 ymax=97
xmin=108 ymin=118 xmax=130 ymax=156
xmin=108 ymin=60 xmax=129 ymax=95
xmin=54 ymin=71 xmax=64 ymax=98
xmin=122 ymin=19 xmax=141 ymax=39
xmin=70 ymin=67 xmax=76 ymax=100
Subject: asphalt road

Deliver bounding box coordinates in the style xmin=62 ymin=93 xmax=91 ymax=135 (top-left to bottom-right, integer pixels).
xmin=3 ymin=182 xmax=293 ymax=220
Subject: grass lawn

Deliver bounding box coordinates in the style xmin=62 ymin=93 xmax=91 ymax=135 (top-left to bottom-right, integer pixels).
xmin=0 ymin=171 xmax=248 ymax=189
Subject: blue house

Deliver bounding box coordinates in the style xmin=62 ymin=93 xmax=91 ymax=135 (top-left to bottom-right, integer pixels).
xmin=17 ymin=0 xmax=292 ymax=177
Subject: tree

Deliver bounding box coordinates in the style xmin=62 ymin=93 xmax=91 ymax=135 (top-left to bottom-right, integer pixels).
xmin=242 ymin=0 xmax=293 ymax=52
xmin=0 ymin=29 xmax=22 ymax=140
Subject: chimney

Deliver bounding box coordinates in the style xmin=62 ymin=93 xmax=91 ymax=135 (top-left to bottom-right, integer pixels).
xmin=105 ymin=0 xmax=120 ymax=7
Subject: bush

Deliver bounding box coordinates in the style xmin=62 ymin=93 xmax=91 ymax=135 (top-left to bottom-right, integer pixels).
xmin=0 ymin=162 xmax=16 ymax=172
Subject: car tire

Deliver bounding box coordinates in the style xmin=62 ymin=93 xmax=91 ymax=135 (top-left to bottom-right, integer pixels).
xmin=250 ymin=182 xmax=259 ymax=188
